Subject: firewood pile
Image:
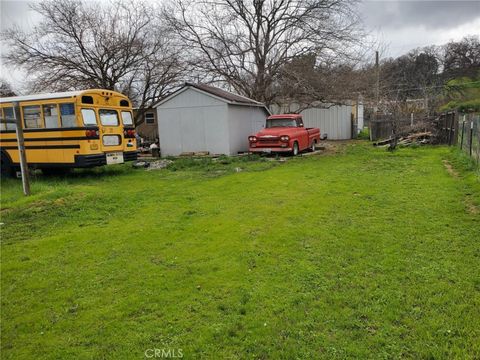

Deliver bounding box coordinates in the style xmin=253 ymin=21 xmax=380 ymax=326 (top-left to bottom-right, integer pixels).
xmin=373 ymin=131 xmax=433 ymax=148
xmin=372 ymin=116 xmax=443 ymax=148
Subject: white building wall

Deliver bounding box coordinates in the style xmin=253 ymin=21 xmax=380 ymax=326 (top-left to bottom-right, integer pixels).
xmin=300 ymin=105 xmax=352 ymax=140
xmin=270 ymin=103 xmax=353 ymax=140
xmin=227 ymin=105 xmax=268 ymax=154
xmin=156 ymin=88 xmax=230 ymax=156
xmin=357 ymin=102 xmax=364 ymax=132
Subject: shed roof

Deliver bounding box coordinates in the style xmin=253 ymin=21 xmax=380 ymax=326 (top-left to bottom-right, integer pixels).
xmin=153 ymin=83 xmax=269 ymax=114
xmin=185 ymin=83 xmax=263 ymax=106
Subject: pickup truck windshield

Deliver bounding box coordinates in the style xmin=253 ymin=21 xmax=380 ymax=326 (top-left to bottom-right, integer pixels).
xmin=266 ymin=119 xmax=297 ymax=128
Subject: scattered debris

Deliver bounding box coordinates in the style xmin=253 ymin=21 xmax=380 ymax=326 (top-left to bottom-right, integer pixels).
xmin=302 ymin=149 xmax=323 ymax=157
xmin=147 ymin=160 xmax=173 ymax=170
xmin=373 ymin=132 xmax=433 ymax=148
xmin=397 ymin=132 xmax=433 ymax=146
xmin=180 ymin=151 xmax=211 ymax=157
xmin=195 ymin=151 xmax=210 ymax=156
xmin=132 ymin=160 xmax=150 ymax=169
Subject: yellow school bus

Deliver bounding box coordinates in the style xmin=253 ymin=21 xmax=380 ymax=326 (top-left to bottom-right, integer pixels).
xmin=0 ymin=89 xmax=137 ymax=176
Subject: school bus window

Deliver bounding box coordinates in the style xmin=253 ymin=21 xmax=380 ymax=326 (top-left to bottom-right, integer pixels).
xmin=121 ymin=111 xmax=133 ymax=126
xmin=0 ymin=108 xmax=5 ymax=130
xmin=81 ymin=108 xmax=97 ymax=125
xmin=3 ymin=107 xmax=16 ymax=130
xmin=99 ymin=109 xmax=119 ymax=126
xmin=60 ymin=103 xmax=76 ymax=127
xmin=43 ymin=104 xmax=60 ymax=128
xmin=82 ymin=96 xmax=94 ymax=104
xmin=23 ymin=105 xmax=42 ymax=128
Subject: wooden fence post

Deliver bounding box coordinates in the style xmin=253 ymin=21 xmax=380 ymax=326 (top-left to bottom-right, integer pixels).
xmin=448 ymin=113 xmax=454 ymax=145
xmin=460 ymin=116 xmax=465 ymax=150
xmin=470 ymin=120 xmax=474 ymax=157
xmin=12 ymin=101 xmax=30 ymax=196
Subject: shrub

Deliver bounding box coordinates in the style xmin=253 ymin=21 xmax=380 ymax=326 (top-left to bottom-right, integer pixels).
xmin=357 ymin=128 xmax=370 ymax=140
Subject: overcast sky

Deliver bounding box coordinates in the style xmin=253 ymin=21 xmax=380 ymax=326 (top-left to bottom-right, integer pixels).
xmin=358 ymin=0 xmax=480 ymax=58
xmin=1 ymin=0 xmax=479 ymax=93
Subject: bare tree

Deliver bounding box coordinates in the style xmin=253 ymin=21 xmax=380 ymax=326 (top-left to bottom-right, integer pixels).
xmin=443 ymin=35 xmax=480 ymax=80
xmin=164 ymin=0 xmax=362 ymax=106
xmin=379 ymin=47 xmax=442 ymax=115
xmin=272 ymin=54 xmax=374 ymax=112
xmin=0 ymin=79 xmax=16 ymax=97
xmin=2 ymin=0 xmax=186 ymax=124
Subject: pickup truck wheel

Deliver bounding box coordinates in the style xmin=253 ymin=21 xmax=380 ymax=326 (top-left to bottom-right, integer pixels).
xmin=310 ymin=140 xmax=317 ymax=152
xmin=292 ymin=142 xmax=299 ymax=156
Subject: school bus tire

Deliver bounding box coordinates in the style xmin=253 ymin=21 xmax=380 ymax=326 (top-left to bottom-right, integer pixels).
xmin=1 ymin=151 xmax=15 ymax=178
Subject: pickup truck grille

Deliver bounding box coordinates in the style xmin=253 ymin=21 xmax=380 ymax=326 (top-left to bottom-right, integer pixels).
xmin=258 ymin=137 xmax=281 ymax=146
xmin=258 ymin=141 xmax=280 ymax=146
xmin=259 ymin=137 xmax=280 ymax=141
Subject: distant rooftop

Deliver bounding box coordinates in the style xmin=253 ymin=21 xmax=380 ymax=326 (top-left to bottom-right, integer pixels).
xmin=184 ymin=82 xmax=264 ymax=106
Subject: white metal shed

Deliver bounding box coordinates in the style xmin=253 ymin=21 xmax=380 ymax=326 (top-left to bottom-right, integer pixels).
xmin=271 ymin=102 xmax=360 ymax=140
xmin=154 ymin=83 xmax=270 ymax=156
xmin=300 ymin=105 xmax=353 ymax=140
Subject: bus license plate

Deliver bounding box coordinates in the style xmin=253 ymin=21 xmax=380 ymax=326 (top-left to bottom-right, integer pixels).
xmin=106 ymin=152 xmax=124 ymax=165
xmin=262 ymin=148 xmax=272 ymax=153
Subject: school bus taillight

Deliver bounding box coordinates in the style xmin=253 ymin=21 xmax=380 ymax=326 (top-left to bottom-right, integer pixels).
xmin=124 ymin=129 xmax=135 ymax=138
xmin=85 ymin=129 xmax=99 ymax=138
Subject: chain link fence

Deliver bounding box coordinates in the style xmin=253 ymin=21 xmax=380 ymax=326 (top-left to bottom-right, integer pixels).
xmin=457 ymin=113 xmax=480 ymax=167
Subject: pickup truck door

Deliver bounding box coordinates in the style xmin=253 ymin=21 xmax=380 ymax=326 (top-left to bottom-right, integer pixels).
xmin=296 ymin=119 xmax=309 ymax=150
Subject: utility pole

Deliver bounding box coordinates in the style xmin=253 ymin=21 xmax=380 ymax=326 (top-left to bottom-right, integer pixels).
xmin=374 ymin=50 xmax=380 ymax=120
xmin=369 ymin=51 xmax=380 ymax=142
xmin=12 ymin=101 xmax=30 ymax=196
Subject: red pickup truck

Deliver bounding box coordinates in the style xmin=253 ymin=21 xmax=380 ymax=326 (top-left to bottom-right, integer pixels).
xmin=248 ymin=114 xmax=320 ymax=156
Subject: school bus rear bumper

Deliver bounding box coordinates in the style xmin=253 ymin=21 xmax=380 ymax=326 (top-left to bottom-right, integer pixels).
xmin=1 ymin=149 xmax=138 ymax=168
xmin=74 ymin=151 xmax=138 ymax=167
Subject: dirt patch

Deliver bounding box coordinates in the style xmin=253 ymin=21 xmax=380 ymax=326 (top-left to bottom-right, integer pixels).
xmin=300 ymin=140 xmax=354 ymax=157
xmin=442 ymin=160 xmax=459 ymax=178
xmin=465 ymin=196 xmax=479 ymax=215
xmin=321 ymin=140 xmax=351 ymax=154
xmin=441 ymin=160 xmax=478 ymax=214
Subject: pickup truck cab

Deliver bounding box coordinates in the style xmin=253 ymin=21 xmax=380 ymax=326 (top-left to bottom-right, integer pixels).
xmin=248 ymin=114 xmax=320 ymax=156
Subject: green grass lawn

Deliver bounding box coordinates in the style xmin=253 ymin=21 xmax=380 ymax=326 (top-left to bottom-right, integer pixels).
xmin=1 ymin=144 xmax=479 ymax=359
